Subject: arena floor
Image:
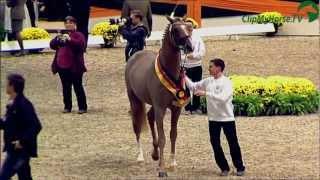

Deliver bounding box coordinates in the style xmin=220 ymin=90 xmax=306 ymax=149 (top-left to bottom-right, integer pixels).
xmin=1 ymin=36 xmax=319 ymax=179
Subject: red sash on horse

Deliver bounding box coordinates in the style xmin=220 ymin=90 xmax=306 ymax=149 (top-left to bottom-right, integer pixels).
xmin=155 ymin=54 xmax=190 ymax=107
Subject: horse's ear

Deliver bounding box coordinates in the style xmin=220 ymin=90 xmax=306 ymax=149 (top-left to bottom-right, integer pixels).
xmin=182 ymin=15 xmax=187 ymax=21
xmin=166 ymin=16 xmax=175 ymax=24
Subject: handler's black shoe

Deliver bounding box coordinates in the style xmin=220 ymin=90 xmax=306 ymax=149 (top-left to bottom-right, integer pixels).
xmin=236 ymin=170 xmax=245 ymax=176
xmin=78 ymin=110 xmax=87 ymax=114
xmin=62 ymin=109 xmax=71 ymax=113
xmin=220 ymin=170 xmax=229 ymax=176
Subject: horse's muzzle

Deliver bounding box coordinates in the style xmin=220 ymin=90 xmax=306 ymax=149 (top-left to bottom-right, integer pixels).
xmin=184 ymin=38 xmax=193 ymax=54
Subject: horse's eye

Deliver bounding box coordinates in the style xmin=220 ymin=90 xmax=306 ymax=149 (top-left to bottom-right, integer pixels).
xmin=178 ymin=38 xmax=186 ymax=45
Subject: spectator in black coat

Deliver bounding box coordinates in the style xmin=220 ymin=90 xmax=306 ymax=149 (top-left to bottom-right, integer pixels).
xmin=121 ymin=0 xmax=152 ymax=37
xmin=119 ymin=10 xmax=148 ymax=62
xmin=0 ymin=73 xmax=42 ymax=180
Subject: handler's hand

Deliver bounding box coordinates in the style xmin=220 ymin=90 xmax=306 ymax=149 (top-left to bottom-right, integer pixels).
xmin=12 ymin=140 xmax=23 ymax=150
xmin=194 ymin=90 xmax=206 ymax=96
xmin=62 ymin=34 xmax=71 ymax=41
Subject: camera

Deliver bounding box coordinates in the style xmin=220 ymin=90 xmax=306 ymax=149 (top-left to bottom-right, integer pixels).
xmin=56 ymin=32 xmax=71 ymax=46
xmin=109 ymin=17 xmax=131 ymax=26
xmin=59 ymin=29 xmax=72 ymax=34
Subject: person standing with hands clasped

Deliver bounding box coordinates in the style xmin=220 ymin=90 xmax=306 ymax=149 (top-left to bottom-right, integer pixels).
xmin=0 ymin=73 xmax=42 ymax=180
xmin=50 ymin=16 xmax=88 ymax=114
xmin=185 ymin=58 xmax=246 ymax=177
xmin=182 ymin=18 xmax=205 ymax=115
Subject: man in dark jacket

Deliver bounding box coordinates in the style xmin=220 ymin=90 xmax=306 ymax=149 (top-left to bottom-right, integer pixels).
xmin=0 ymin=73 xmax=42 ymax=180
xmin=50 ymin=16 xmax=88 ymax=114
xmin=121 ymin=0 xmax=152 ymax=37
xmin=119 ymin=10 xmax=148 ymax=62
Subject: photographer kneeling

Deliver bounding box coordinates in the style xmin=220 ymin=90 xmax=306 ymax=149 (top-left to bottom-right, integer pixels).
xmin=118 ymin=10 xmax=148 ymax=62
xmin=50 ymin=16 xmax=88 ymax=114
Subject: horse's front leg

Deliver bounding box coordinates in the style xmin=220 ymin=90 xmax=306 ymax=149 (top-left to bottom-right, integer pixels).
xmin=154 ymin=107 xmax=167 ymax=177
xmin=169 ymin=106 xmax=181 ymax=169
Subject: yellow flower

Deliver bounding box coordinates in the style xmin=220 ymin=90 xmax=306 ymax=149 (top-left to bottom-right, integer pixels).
xmin=21 ymin=28 xmax=50 ymax=40
xmin=258 ymin=11 xmax=284 ymax=26
xmin=229 ymin=75 xmax=317 ymax=96
xmin=91 ymin=22 xmax=119 ymax=40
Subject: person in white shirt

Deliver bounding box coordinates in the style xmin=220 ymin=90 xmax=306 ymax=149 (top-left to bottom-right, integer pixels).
xmin=185 ymin=58 xmax=245 ymax=176
xmin=182 ymin=19 xmax=205 ymax=115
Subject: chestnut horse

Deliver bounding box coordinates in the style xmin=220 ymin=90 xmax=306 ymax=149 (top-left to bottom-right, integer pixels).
xmin=125 ymin=17 xmax=193 ymax=177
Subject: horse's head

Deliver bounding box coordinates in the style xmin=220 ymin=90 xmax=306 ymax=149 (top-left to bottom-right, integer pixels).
xmin=166 ymin=16 xmax=193 ymax=54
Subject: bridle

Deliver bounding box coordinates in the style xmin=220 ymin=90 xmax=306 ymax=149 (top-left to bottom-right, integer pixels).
xmin=167 ymin=22 xmax=190 ymax=70
xmin=168 ymin=22 xmax=189 ymax=51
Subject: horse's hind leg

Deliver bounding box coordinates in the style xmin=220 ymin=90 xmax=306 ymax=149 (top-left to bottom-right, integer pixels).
xmin=147 ymin=107 xmax=159 ymax=161
xmin=128 ymin=89 xmax=146 ymax=162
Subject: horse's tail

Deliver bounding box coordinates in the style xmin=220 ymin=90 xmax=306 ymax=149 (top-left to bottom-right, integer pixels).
xmin=135 ymin=105 xmax=148 ymax=133
xmin=128 ymin=89 xmax=148 ymax=135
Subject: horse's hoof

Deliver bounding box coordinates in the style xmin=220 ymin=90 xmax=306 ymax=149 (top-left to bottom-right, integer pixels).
xmin=137 ymin=157 xmax=144 ymax=162
xmin=152 ymin=151 xmax=159 ymax=161
xmin=137 ymin=155 xmax=144 ymax=162
xmin=169 ymin=162 xmax=177 ymax=169
xmin=158 ymin=171 xmax=168 ymax=177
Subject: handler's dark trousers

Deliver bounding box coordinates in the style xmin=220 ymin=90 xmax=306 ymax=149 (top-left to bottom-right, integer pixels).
xmin=185 ymin=66 xmax=202 ymax=112
xmin=209 ymin=121 xmax=245 ymax=172
xmin=58 ymin=69 xmax=87 ymax=111
xmin=0 ymin=152 xmax=32 ymax=180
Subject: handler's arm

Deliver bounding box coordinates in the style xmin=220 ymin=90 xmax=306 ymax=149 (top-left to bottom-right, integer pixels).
xmin=206 ymin=80 xmax=233 ymax=102
xmin=185 ymin=77 xmax=207 ymax=91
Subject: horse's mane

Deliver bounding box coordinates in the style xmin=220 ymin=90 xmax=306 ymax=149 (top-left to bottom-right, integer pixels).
xmin=162 ymin=18 xmax=184 ymax=42
xmin=162 ymin=23 xmax=171 ymax=40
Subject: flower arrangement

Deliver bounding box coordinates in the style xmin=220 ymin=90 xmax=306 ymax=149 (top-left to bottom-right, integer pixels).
xmin=257 ymin=12 xmax=285 ymax=26
xmin=200 ymin=75 xmax=320 ymax=116
xmin=256 ymin=11 xmax=284 ymax=36
xmin=230 ymin=75 xmax=317 ymax=96
xmin=91 ymin=22 xmax=119 ymax=47
xmin=21 ymin=27 xmax=50 ymax=40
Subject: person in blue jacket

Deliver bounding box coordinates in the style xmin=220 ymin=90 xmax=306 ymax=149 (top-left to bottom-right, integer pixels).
xmin=0 ymin=73 xmax=42 ymax=180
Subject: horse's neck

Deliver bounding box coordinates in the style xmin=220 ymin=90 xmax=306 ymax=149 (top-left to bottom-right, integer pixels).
xmin=159 ymin=41 xmax=181 ymax=81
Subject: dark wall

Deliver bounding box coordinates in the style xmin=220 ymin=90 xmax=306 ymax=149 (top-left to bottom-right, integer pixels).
xmin=91 ymin=1 xmax=253 ymax=17
xmin=39 ymin=0 xmax=70 ymax=21
xmin=43 ymin=0 xmax=319 ymax=20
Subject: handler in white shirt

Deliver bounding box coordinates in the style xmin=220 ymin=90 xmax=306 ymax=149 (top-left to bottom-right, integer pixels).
xmin=185 ymin=58 xmax=245 ymax=177
xmin=182 ymin=18 xmax=205 ymax=115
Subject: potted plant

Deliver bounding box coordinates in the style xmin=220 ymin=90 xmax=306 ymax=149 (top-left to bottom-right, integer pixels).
xmin=21 ymin=27 xmax=51 ymax=53
xmin=257 ymin=12 xmax=284 ymax=36
xmin=91 ymin=22 xmax=119 ymax=48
